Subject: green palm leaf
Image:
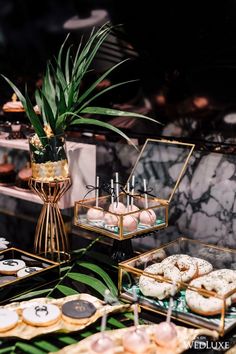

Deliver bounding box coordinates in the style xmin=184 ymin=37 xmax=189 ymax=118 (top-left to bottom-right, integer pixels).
xmin=68 ymin=272 xmax=108 ymax=297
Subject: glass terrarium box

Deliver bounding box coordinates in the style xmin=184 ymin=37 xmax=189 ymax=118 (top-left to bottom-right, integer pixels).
xmin=118 ymin=237 xmax=236 ymax=336
xmin=0 ymin=248 xmax=60 ymax=303
xmin=74 ymin=139 xmax=195 ymax=240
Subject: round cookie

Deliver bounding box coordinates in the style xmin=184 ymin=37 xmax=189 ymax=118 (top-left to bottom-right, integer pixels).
xmin=186 ymin=276 xmax=232 ymax=316
xmin=0 ymin=276 xmax=17 ymax=285
xmin=0 ymin=259 xmax=26 ymax=275
xmin=139 ymin=263 xmax=181 ymax=300
xmin=161 ymin=254 xmax=198 ymax=282
xmin=0 ymin=308 xmax=19 ymax=332
xmin=62 ymin=299 xmax=97 ymax=325
xmin=22 ymin=303 xmax=61 ymax=327
xmin=192 ymin=257 xmax=213 ymax=276
xmin=17 ymin=267 xmax=43 ymax=278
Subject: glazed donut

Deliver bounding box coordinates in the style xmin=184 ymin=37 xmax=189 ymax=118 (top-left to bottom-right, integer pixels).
xmin=161 ymin=255 xmax=198 ymax=282
xmin=192 ymin=257 xmax=213 ymax=276
xmin=207 ymin=269 xmax=236 ymax=303
xmin=186 ymin=276 xmax=232 ymax=316
xmin=139 ymin=263 xmax=181 ymax=300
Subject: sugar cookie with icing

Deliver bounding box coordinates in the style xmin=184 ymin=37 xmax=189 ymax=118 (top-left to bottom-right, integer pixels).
xmin=0 ymin=308 xmax=19 ymax=332
xmin=17 ymin=267 xmax=43 ymax=278
xmin=62 ymin=299 xmax=97 ymax=325
xmin=0 ymin=259 xmax=26 ymax=275
xmin=22 ymin=303 xmax=61 ymax=326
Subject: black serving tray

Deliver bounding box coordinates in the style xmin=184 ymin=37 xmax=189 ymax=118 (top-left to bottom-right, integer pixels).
xmin=0 ymin=248 xmax=60 ymax=304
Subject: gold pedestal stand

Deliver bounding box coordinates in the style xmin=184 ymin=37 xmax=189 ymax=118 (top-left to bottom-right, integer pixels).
xmin=29 ymin=177 xmax=72 ymax=262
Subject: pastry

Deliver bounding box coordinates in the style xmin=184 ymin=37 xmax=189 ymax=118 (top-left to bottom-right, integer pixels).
xmin=0 ymin=308 xmax=19 ymax=332
xmin=22 ymin=303 xmax=61 ymax=327
xmin=193 ymin=257 xmax=213 ymax=276
xmin=16 ymin=164 xmax=32 ymax=190
xmin=185 ymin=276 xmax=232 ymax=315
xmin=161 ymin=254 xmax=198 ymax=282
xmin=0 ymin=156 xmax=16 ymax=184
xmin=17 ymin=267 xmax=43 ymax=278
xmin=121 ymin=215 xmax=138 ymax=233
xmin=0 ymin=259 xmax=26 ymax=275
xmin=139 ymin=263 xmax=181 ymax=299
xmin=87 ymin=207 xmax=104 ymax=223
xmin=139 ymin=209 xmax=156 ymax=226
xmin=206 ymin=269 xmax=236 ymax=302
xmin=90 ymin=334 xmax=115 ymax=354
xmin=0 ymin=275 xmax=17 ymax=285
xmin=62 ymin=299 xmax=97 ymax=325
xmin=122 ymin=328 xmax=150 ymax=353
xmin=2 ymin=94 xmax=24 ymax=112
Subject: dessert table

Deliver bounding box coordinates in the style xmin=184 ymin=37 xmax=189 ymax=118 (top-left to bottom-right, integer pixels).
xmin=0 ymin=232 xmax=235 ymax=354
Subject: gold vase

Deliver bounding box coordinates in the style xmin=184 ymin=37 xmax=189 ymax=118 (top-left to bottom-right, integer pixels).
xmin=29 ymin=177 xmax=72 ymax=262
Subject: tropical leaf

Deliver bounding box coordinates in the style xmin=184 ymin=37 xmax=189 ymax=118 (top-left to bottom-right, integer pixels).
xmin=15 ymin=342 xmax=46 ymax=354
xmin=68 ymin=272 xmax=108 ymax=297
xmin=10 ymin=288 xmax=53 ymax=301
xmin=57 ymin=285 xmax=79 ymax=296
xmin=77 ymin=261 xmax=118 ymax=296
xmin=33 ymin=340 xmax=59 ymax=353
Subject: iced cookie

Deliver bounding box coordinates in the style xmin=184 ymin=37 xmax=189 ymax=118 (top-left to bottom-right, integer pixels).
xmin=0 ymin=259 xmax=26 ymax=275
xmin=0 ymin=308 xmax=19 ymax=332
xmin=17 ymin=267 xmax=43 ymax=278
xmin=62 ymin=299 xmax=97 ymax=325
xmin=0 ymin=275 xmax=17 ymax=285
xmin=22 ymin=303 xmax=61 ymax=327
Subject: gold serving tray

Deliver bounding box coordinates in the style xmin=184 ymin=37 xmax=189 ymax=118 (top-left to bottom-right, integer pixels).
xmin=0 ymin=294 xmax=132 ymax=340
xmin=53 ymin=324 xmax=218 ymax=354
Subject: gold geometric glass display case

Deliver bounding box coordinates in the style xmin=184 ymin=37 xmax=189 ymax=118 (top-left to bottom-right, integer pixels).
xmin=118 ymin=237 xmax=236 ymax=336
xmin=74 ymin=139 xmax=195 ymax=240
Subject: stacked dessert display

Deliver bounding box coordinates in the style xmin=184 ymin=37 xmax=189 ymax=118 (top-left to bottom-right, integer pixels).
xmin=2 ymin=94 xmax=26 ymax=139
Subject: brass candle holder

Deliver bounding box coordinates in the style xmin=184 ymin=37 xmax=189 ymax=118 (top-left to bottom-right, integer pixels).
xmin=29 ymin=177 xmax=72 ymax=262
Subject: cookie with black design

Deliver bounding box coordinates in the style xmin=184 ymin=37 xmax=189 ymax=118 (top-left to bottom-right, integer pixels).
xmin=0 ymin=259 xmax=26 ymax=275
xmin=62 ymin=299 xmax=97 ymax=325
xmin=17 ymin=267 xmax=43 ymax=278
xmin=22 ymin=303 xmax=61 ymax=327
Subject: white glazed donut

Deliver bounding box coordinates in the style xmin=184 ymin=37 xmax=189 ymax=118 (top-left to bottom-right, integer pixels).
xmin=186 ymin=276 xmax=232 ymax=316
xmin=0 ymin=308 xmax=19 ymax=332
xmin=207 ymin=269 xmax=236 ymax=303
xmin=139 ymin=263 xmax=181 ymax=300
xmin=0 ymin=259 xmax=26 ymax=275
xmin=161 ymin=255 xmax=198 ymax=282
xmin=22 ymin=303 xmax=61 ymax=327
xmin=192 ymin=257 xmax=213 ymax=276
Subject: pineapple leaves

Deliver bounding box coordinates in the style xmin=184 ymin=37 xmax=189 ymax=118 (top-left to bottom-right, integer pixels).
xmin=2 ymin=23 xmax=161 ymax=144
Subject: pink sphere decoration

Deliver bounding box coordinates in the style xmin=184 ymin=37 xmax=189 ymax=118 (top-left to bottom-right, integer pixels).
xmin=109 ymin=202 xmax=126 ymax=214
xmin=122 ymin=215 xmax=138 ymax=233
xmin=91 ymin=335 xmax=114 ymax=354
xmin=104 ymin=213 xmax=119 ymax=226
xmin=154 ymin=322 xmax=177 ymax=347
xmin=123 ymin=329 xmax=150 ymax=353
xmin=139 ymin=209 xmax=156 ymax=226
xmin=87 ymin=207 xmax=104 ymax=222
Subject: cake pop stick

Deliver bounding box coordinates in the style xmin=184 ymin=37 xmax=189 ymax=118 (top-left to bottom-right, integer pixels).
xmin=132 ymin=287 xmax=139 ymax=328
xmin=131 ymin=175 xmax=135 ymax=208
xmin=166 ymin=281 xmax=177 ymax=323
xmin=95 ymin=176 xmax=99 ymax=208
xmin=143 ymin=179 xmax=148 ymax=209
xmin=111 ymin=179 xmax=114 ymax=210
xmin=115 ymin=172 xmax=119 ymax=203
xmin=126 ymin=182 xmax=130 ymax=212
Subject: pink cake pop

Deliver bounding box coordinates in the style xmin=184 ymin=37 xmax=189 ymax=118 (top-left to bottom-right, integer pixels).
xmin=122 ymin=289 xmax=150 ymax=353
xmin=139 ymin=179 xmax=156 ymax=226
xmin=90 ymin=290 xmax=115 ymax=354
xmin=126 ymin=180 xmax=140 ymax=218
xmin=104 ymin=212 xmax=119 ymax=227
xmin=154 ymin=283 xmax=178 ymax=348
xmin=121 ymin=184 xmax=138 ymax=233
xmin=87 ymin=176 xmax=104 ymax=222
xmin=129 ymin=175 xmax=140 ymax=217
